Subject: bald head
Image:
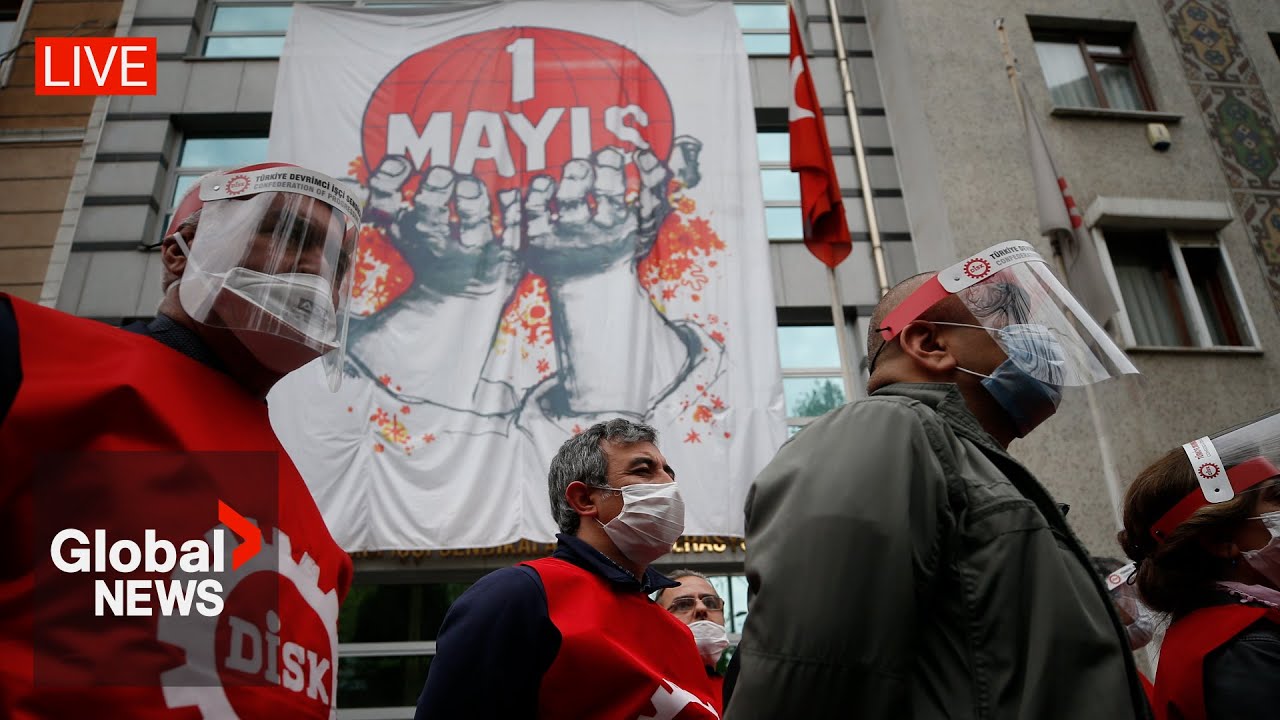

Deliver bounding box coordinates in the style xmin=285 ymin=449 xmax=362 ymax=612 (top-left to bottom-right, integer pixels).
xmin=865 ymin=271 xmax=973 ymax=391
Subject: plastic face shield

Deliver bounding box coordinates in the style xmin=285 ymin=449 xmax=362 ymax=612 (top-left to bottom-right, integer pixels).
xmin=175 ymin=167 xmax=363 ymax=390
xmin=1151 ymin=410 xmax=1280 ymax=543
xmin=878 ymin=241 xmax=1138 ymax=387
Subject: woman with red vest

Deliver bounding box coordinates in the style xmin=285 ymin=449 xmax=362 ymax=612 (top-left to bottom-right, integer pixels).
xmin=1118 ymin=411 xmax=1280 ymax=720
xmin=0 ymin=163 xmax=359 ymax=718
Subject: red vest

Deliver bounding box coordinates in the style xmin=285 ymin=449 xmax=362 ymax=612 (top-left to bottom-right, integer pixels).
xmin=523 ymin=557 xmax=720 ymax=720
xmin=0 ymin=296 xmax=352 ymax=719
xmin=1153 ymin=603 xmax=1280 ymax=720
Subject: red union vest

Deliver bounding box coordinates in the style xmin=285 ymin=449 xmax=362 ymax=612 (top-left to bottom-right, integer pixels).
xmin=523 ymin=557 xmax=720 ymax=720
xmin=1152 ymin=603 xmax=1280 ymax=720
xmin=0 ymin=295 xmax=353 ymax=719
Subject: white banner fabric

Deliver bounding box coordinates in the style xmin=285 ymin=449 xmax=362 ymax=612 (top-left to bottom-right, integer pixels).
xmin=266 ymin=1 xmax=785 ymax=551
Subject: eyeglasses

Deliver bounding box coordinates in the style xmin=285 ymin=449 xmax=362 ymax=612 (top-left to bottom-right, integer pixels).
xmin=667 ymin=594 xmax=723 ymax=613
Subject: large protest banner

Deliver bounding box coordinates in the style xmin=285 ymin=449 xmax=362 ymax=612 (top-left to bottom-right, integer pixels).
xmin=267 ymin=1 xmax=785 ymax=550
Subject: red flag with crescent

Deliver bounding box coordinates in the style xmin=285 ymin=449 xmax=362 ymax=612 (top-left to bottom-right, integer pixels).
xmin=788 ymin=7 xmax=851 ymax=268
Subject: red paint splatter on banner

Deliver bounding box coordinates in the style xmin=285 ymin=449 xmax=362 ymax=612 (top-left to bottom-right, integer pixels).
xmin=351 ymin=226 xmax=415 ymax=315
xmin=684 ymin=430 xmax=702 ymax=444
xmin=497 ymin=274 xmax=555 ymax=349
xmin=348 ymin=156 xmax=370 ymax=186
xmin=693 ymin=405 xmax=714 ymax=423
xmin=709 ymin=330 xmax=725 ymax=344
xmin=422 ymin=434 xmax=436 ymax=444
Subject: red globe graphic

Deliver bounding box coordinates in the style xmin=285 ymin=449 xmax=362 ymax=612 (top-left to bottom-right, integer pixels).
xmin=362 ymin=27 xmax=675 ymax=196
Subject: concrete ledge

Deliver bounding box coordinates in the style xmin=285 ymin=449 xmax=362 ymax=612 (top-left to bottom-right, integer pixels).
xmin=1084 ymin=196 xmax=1235 ymax=230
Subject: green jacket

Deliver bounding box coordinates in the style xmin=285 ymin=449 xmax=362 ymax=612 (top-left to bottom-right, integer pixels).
xmin=726 ymin=383 xmax=1150 ymax=719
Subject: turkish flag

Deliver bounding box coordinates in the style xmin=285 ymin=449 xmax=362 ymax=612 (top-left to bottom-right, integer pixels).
xmin=789 ymin=8 xmax=851 ymax=268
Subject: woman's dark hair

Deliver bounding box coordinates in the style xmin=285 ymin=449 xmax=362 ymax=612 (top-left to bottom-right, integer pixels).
xmin=1118 ymin=448 xmax=1260 ymax=618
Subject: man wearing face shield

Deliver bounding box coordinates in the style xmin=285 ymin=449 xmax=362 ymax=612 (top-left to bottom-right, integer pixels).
xmin=727 ymin=241 xmax=1150 ymax=719
xmin=0 ymin=163 xmax=359 ymax=717
xmin=1118 ymin=411 xmax=1280 ymax=720
xmin=415 ymin=419 xmax=719 ymax=719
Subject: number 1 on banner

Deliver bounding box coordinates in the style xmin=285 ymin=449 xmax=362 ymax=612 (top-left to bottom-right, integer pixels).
xmin=506 ymin=38 xmax=534 ymax=102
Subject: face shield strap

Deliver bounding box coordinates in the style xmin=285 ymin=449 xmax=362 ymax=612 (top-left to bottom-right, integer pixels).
xmin=1150 ymin=444 xmax=1280 ymax=543
xmin=878 ymin=241 xmax=1045 ymax=342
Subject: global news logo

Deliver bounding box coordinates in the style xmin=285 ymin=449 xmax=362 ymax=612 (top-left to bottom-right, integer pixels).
xmin=48 ymin=501 xmax=262 ymax=618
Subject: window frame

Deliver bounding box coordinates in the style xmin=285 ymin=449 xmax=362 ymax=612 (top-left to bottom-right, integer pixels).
xmin=734 ymin=1 xmax=789 ymax=58
xmin=0 ymin=0 xmax=34 ymax=88
xmin=160 ymin=132 xmax=271 ymax=244
xmin=1095 ymin=227 xmax=1259 ymax=351
xmin=1032 ymin=27 xmax=1156 ymax=112
xmin=776 ymin=308 xmax=857 ymax=433
xmin=757 ymin=128 xmax=803 ymax=241
xmin=198 ymin=1 xmax=299 ymax=59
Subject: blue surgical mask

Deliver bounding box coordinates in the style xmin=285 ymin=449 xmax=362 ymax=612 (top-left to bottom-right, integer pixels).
xmin=958 ymin=361 xmax=1062 ymax=437
xmin=941 ymin=321 xmax=1065 ymax=437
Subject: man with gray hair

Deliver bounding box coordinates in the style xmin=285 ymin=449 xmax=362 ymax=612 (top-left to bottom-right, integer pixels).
xmin=415 ymin=419 xmax=719 ymax=719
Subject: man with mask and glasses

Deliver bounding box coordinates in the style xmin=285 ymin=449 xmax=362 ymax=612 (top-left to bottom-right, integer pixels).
xmin=0 ymin=164 xmax=358 ymax=718
xmin=656 ymin=570 xmax=730 ymax=710
xmin=727 ymin=241 xmax=1153 ymax=719
xmin=416 ymin=418 xmax=718 ymax=719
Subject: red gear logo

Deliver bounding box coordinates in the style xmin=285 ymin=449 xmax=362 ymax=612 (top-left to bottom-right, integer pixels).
xmin=224 ymin=175 xmax=251 ymax=196
xmin=1198 ymin=462 xmax=1221 ymax=480
xmin=361 ymin=28 xmax=675 ymax=198
xmin=963 ymin=258 xmax=992 ymax=279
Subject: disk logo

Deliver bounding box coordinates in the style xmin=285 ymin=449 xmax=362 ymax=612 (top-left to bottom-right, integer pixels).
xmin=1198 ymin=462 xmax=1221 ymax=480
xmin=49 ymin=500 xmax=263 ymax=618
xmin=963 ymin=258 xmax=992 ymax=280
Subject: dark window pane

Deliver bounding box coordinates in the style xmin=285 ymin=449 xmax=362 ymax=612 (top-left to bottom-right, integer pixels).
xmin=765 ymin=206 xmax=802 ymax=239
xmin=0 ymin=20 xmax=15 ymax=51
xmin=743 ymin=34 xmax=789 ymax=55
xmin=337 ymin=654 xmax=431 ymax=708
xmin=735 ymin=4 xmax=787 ymax=30
xmin=339 ymin=582 xmax=472 ymax=644
xmin=1182 ymin=246 xmax=1248 ymax=346
xmin=757 ymin=132 xmax=789 ymax=163
xmin=204 ymin=35 xmax=286 ymax=58
xmin=210 ymin=5 xmax=293 ymax=33
xmin=1107 ymin=232 xmax=1191 ymax=347
xmin=784 ymin=376 xmax=846 ymax=417
xmin=179 ymin=137 xmax=269 ymax=168
xmin=777 ymin=325 xmax=840 ymax=368
xmin=760 ymin=168 xmax=800 ymax=201
xmin=1034 ymin=41 xmax=1099 ymax=108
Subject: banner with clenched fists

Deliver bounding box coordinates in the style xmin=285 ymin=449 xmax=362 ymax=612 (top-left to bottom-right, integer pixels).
xmin=266 ymin=1 xmax=785 ymax=551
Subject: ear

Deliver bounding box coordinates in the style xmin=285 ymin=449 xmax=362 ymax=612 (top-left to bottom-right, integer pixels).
xmin=897 ymin=321 xmax=958 ymax=374
xmin=565 ymin=481 xmax=603 ymax=520
xmin=160 ymin=232 xmax=189 ymax=279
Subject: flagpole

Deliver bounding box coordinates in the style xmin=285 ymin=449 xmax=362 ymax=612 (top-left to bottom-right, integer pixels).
xmin=827 ymin=265 xmax=859 ymax=400
xmin=825 ymin=0 xmax=890 ymax=298
xmin=995 ymin=18 xmax=1125 ymax=530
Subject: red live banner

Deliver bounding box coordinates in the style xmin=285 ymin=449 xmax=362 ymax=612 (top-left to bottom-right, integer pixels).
xmin=35 ymin=37 xmax=157 ymax=96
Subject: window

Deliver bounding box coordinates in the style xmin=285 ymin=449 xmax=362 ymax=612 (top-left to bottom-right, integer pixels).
xmin=163 ymin=135 xmax=269 ymax=237
xmin=1032 ymin=28 xmax=1153 ymax=111
xmin=1104 ymin=229 xmax=1254 ymax=348
xmin=735 ymin=2 xmax=788 ymax=56
xmin=778 ymin=321 xmax=847 ymax=434
xmin=202 ymin=3 xmax=293 ymax=58
xmin=758 ymin=131 xmax=804 ymax=240
xmin=0 ymin=0 xmax=27 ymax=86
xmin=336 ymin=580 xmax=469 ymax=712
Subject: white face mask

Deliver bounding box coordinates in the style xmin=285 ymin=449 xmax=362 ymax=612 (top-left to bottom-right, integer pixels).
xmin=688 ymin=619 xmax=729 ymax=667
xmin=175 ymin=234 xmax=339 ymax=374
xmin=597 ymin=482 xmax=685 ymax=567
xmin=1242 ymin=510 xmax=1280 ymax=589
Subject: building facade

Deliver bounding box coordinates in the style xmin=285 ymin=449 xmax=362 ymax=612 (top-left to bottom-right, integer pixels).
xmin=6 ymin=0 xmax=1280 ymax=715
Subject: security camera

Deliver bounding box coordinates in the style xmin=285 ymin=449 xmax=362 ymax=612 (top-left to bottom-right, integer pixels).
xmin=1147 ymin=123 xmax=1171 ymax=152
